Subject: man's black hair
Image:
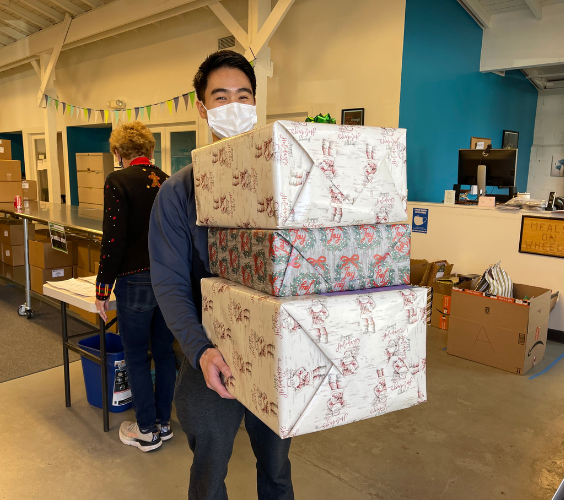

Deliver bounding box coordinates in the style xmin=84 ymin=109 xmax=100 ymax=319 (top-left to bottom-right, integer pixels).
xmin=193 ymin=50 xmax=256 ymax=104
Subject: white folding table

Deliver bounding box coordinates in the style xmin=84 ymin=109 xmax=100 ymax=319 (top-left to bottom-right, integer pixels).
xmin=43 ymin=282 xmax=117 ymax=432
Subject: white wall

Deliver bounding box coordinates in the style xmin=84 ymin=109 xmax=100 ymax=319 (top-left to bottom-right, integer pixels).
xmin=407 ymin=202 xmax=563 ymax=331
xmin=0 ymin=0 xmax=406 ymax=134
xmin=527 ymin=90 xmax=564 ymax=200
xmin=480 ymin=3 xmax=564 ymax=72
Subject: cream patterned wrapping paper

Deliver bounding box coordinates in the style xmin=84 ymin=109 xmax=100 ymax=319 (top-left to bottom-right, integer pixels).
xmin=193 ymin=121 xmax=407 ymax=229
xmin=202 ymin=278 xmax=427 ymax=438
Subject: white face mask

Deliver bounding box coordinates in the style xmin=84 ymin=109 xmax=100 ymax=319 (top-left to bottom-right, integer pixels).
xmin=203 ymin=102 xmax=257 ymax=139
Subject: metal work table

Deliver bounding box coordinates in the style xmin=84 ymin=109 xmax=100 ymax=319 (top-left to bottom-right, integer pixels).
xmin=0 ymin=201 xmax=103 ymax=318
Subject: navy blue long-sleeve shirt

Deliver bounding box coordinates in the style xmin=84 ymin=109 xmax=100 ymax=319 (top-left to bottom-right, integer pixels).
xmin=148 ymin=164 xmax=214 ymax=369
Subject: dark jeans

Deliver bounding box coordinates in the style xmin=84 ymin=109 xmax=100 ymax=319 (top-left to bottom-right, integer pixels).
xmin=114 ymin=271 xmax=176 ymax=432
xmin=175 ymin=359 xmax=294 ymax=500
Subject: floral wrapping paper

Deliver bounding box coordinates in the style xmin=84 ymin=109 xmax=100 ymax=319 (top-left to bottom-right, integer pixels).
xmin=202 ymin=278 xmax=427 ymax=438
xmin=193 ymin=121 xmax=407 ymax=229
xmin=208 ymin=224 xmax=411 ymax=297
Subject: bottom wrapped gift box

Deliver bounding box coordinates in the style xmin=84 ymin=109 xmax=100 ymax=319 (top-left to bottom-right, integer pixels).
xmin=202 ymin=278 xmax=428 ymax=438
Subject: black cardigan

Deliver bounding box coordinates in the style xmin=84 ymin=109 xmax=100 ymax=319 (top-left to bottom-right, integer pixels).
xmin=95 ymin=161 xmax=168 ymax=300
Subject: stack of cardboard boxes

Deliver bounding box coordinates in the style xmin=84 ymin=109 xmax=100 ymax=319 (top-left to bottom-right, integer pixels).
xmin=0 ymin=220 xmax=35 ymax=284
xmin=28 ymin=237 xmax=74 ymax=294
xmin=0 ymin=139 xmax=37 ymax=203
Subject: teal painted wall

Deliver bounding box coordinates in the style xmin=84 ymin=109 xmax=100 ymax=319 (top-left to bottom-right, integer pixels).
xmin=399 ymin=0 xmax=538 ymax=202
xmin=0 ymin=133 xmax=25 ymax=176
xmin=66 ymin=126 xmax=112 ymax=206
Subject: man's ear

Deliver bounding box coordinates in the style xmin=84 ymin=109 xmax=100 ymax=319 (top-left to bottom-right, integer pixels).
xmin=196 ymin=100 xmax=207 ymax=120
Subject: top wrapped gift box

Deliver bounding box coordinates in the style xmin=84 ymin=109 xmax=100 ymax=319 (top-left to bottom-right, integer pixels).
xmin=193 ymin=121 xmax=407 ymax=229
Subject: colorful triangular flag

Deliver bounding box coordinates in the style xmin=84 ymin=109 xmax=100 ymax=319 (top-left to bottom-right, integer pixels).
xmin=84 ymin=108 xmax=88 ymax=120
xmin=47 ymin=96 xmax=52 ymax=108
xmin=134 ymin=107 xmax=139 ymax=120
xmin=104 ymin=110 xmax=109 ymax=123
xmin=88 ymin=108 xmax=92 ymax=121
xmin=173 ymin=96 xmax=180 ymax=112
xmin=189 ymin=91 xmax=195 ymax=107
xmin=55 ymin=100 xmax=59 ymax=111
xmin=70 ymin=105 xmax=74 ymax=117
xmin=127 ymin=109 xmax=131 ymax=121
xmin=99 ymin=110 xmax=104 ymax=122
xmin=146 ymin=105 xmax=152 ymax=120
xmin=160 ymin=102 xmax=165 ymax=114
xmin=114 ymin=110 xmax=119 ymax=123
xmin=182 ymin=93 xmax=189 ymax=110
xmin=62 ymin=102 xmax=67 ymax=114
xmin=43 ymin=95 xmax=48 ymax=108
xmin=166 ymin=100 xmax=173 ymax=114
xmin=140 ymin=107 xmax=144 ymax=120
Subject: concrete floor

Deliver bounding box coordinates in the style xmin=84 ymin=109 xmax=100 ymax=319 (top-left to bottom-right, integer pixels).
xmin=1 ymin=327 xmax=564 ymax=500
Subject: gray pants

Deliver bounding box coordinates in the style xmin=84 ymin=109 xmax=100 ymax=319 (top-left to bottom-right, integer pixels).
xmin=175 ymin=358 xmax=294 ymax=500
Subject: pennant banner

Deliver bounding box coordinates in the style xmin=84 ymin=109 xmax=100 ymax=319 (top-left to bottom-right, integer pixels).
xmin=42 ymin=88 xmax=200 ymax=124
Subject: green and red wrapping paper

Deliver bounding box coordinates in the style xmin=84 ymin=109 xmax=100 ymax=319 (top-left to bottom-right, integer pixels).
xmin=208 ymin=224 xmax=411 ymax=297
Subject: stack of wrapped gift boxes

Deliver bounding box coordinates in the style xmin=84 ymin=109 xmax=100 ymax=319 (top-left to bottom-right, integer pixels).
xmin=193 ymin=121 xmax=427 ymax=439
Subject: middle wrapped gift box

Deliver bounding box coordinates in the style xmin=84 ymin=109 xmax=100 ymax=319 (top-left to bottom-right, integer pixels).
xmin=208 ymin=224 xmax=411 ymax=297
xmin=202 ymin=278 xmax=428 ymax=438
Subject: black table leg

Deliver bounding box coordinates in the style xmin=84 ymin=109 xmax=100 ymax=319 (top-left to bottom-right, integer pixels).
xmin=99 ymin=316 xmax=109 ymax=432
xmin=61 ymin=301 xmax=71 ymax=407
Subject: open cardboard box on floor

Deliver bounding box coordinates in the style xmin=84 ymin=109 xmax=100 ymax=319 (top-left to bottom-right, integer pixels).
xmin=431 ymin=274 xmax=480 ymax=330
xmin=448 ymin=284 xmax=551 ymax=375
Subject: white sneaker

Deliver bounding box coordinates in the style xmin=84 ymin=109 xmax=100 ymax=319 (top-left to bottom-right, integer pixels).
xmin=119 ymin=421 xmax=162 ymax=452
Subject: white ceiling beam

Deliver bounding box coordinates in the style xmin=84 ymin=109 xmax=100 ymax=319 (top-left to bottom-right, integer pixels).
xmin=30 ymin=58 xmax=39 ymax=75
xmin=208 ymin=2 xmax=248 ymax=47
xmin=0 ymin=12 xmax=38 ymax=35
xmin=0 ymin=0 xmax=217 ymax=71
xmin=0 ymin=25 xmax=25 ymax=40
xmin=18 ymin=0 xmax=65 ymax=23
xmin=37 ymin=14 xmax=71 ymax=105
xmin=81 ymin=0 xmax=103 ymax=7
xmin=2 ymin=2 xmax=52 ymax=28
xmin=458 ymin=0 xmax=491 ymax=29
xmin=49 ymin=0 xmax=84 ymax=16
xmin=524 ymin=0 xmax=543 ymax=19
xmin=249 ymin=0 xmax=295 ymax=56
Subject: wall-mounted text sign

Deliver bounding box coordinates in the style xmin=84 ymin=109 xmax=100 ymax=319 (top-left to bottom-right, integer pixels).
xmin=519 ymin=216 xmax=564 ymax=258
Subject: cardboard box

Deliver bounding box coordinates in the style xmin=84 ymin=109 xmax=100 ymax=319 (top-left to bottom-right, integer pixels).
xmin=203 ymin=278 xmax=427 ymax=438
xmin=29 ymin=239 xmax=74 ymax=269
xmin=420 ymin=260 xmax=454 ymax=287
xmin=209 ymin=225 xmax=411 ymax=296
xmin=410 ymin=259 xmax=428 ymax=285
xmin=75 ymin=266 xmax=94 ymax=278
xmin=21 ymin=180 xmax=37 ymax=201
xmin=193 ymin=121 xmax=407 ymax=229
xmin=0 ymin=221 xmax=35 ymax=245
xmin=78 ymin=187 xmax=104 ymax=206
xmin=0 ymin=182 xmax=23 ymax=202
xmin=76 ymin=240 xmax=100 ymax=272
xmin=0 ymin=160 xmax=21 ymax=181
xmin=0 ymin=139 xmax=12 ymax=160
xmin=3 ymin=244 xmax=24 ymax=266
xmin=30 ymin=266 xmax=73 ymax=294
xmin=448 ymin=284 xmax=551 ymax=375
xmin=69 ymin=304 xmax=117 ymax=333
xmin=431 ymin=275 xmax=480 ymax=330
xmin=32 ymin=228 xmax=50 ymax=240
xmin=0 ymin=263 xmax=25 ymax=284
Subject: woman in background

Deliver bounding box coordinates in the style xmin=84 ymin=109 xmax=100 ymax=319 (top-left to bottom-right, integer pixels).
xmin=95 ymin=121 xmax=175 ymax=452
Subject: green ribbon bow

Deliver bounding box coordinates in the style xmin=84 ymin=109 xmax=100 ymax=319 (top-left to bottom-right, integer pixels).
xmin=305 ymin=113 xmax=336 ymax=124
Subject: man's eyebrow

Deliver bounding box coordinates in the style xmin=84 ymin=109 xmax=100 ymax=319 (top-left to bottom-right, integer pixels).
xmin=210 ymin=87 xmax=253 ymax=95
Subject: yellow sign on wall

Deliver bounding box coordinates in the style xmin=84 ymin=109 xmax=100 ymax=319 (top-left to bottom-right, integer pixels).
xmin=519 ymin=216 xmax=564 ymax=258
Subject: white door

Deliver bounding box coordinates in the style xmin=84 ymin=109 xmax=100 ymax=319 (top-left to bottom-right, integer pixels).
xmin=148 ymin=124 xmax=197 ymax=176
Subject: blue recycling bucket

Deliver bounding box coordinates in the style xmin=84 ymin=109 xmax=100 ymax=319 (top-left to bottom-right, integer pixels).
xmin=78 ymin=332 xmax=133 ymax=413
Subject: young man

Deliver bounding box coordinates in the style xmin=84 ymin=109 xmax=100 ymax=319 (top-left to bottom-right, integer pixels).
xmin=149 ymin=50 xmax=294 ymax=500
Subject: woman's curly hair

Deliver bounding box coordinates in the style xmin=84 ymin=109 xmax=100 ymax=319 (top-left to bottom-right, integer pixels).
xmin=109 ymin=121 xmax=156 ymax=160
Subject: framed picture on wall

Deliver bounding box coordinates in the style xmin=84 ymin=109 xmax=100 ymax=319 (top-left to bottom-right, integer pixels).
xmin=550 ymin=154 xmax=564 ymax=177
xmin=470 ymin=137 xmax=491 ymax=150
xmin=341 ymin=108 xmax=364 ymax=126
xmin=502 ymin=130 xmax=519 ymax=149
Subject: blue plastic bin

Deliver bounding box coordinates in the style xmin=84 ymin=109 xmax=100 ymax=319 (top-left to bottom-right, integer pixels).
xmin=78 ymin=332 xmax=133 ymax=413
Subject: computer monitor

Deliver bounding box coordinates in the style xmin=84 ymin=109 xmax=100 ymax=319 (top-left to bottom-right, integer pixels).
xmin=458 ymin=149 xmax=517 ymax=188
